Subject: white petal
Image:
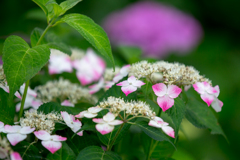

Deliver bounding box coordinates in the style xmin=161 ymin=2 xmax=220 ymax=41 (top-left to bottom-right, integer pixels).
xmin=84 ymin=112 xmax=98 ymax=118
xmin=51 ymin=135 xmax=67 ymax=142
xmin=211 ymin=98 xmax=223 ymax=112
xmin=95 ymin=123 xmax=114 ymax=135
xmin=116 ymin=80 xmax=129 ymax=87
xmin=108 ymin=120 xmax=123 ymax=126
xmin=61 ymin=111 xmax=72 ymax=124
xmin=167 ymin=85 xmax=182 ymax=98
xmin=20 ymin=126 xmax=35 ymax=134
xmin=4 ymin=125 xmax=21 ymax=133
xmin=162 ymin=126 xmax=175 ymax=138
xmin=121 ymin=85 xmax=137 ymax=96
xmin=88 ymin=106 xmax=103 ymax=114
xmin=75 ymin=111 xmax=88 ymax=118
xmin=34 ymin=130 xmax=51 ymax=141
xmin=42 ymin=140 xmax=62 ymax=154
xmin=93 ymin=118 xmax=105 ymax=124
xmin=103 ymin=112 xmax=115 ymax=122
xmin=7 ymin=133 xmax=26 ymax=146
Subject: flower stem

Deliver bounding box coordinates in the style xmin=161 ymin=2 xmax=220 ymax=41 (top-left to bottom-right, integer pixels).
xmin=107 ymin=123 xmax=125 ymax=151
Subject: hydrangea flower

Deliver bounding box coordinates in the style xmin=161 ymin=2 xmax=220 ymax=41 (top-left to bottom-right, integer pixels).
xmin=0 ymin=121 xmax=5 ymax=133
xmin=10 ymin=152 xmax=22 ymax=160
xmin=75 ymin=106 xmax=102 ymax=118
xmin=93 ymin=112 xmax=123 ymax=135
xmin=103 ymin=1 xmax=202 ymax=58
xmin=89 ymin=77 xmax=105 ymax=94
xmin=4 ymin=125 xmax=35 ymax=146
xmin=113 ymin=65 xmax=131 ymax=83
xmin=193 ymin=82 xmax=223 ymax=112
xmin=61 ymin=111 xmax=83 ymax=136
xmin=72 ymin=49 xmax=105 ymax=85
xmin=34 ymin=130 xmax=67 ymax=154
xmin=148 ymin=116 xmax=175 ymax=138
xmin=117 ymin=76 xmax=145 ymax=96
xmin=152 ymin=83 xmax=182 ymax=112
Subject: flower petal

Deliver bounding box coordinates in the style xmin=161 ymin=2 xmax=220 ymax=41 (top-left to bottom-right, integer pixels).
xmin=162 ymin=126 xmax=175 ymax=138
xmin=200 ymin=93 xmax=214 ymax=106
xmin=152 ymin=83 xmax=167 ymax=97
xmin=34 ymin=130 xmax=51 ymax=141
xmin=61 ymin=100 xmax=74 ymax=107
xmin=7 ymin=133 xmax=26 ymax=146
xmin=213 ymin=85 xmax=220 ymax=97
xmin=20 ymin=126 xmax=35 ymax=134
xmin=103 ymin=112 xmax=115 ymax=122
xmin=88 ymin=106 xmax=103 ymax=114
xmin=4 ymin=125 xmax=21 ymax=133
xmin=93 ymin=118 xmax=105 ymax=124
xmin=116 ymin=80 xmax=129 ymax=87
xmin=157 ymin=95 xmax=174 ymax=112
xmin=121 ymin=85 xmax=137 ymax=96
xmin=167 ymin=85 xmax=182 ymax=98
xmin=105 ymin=81 xmax=115 ymax=89
xmin=95 ymin=123 xmax=114 ymax=135
xmin=211 ymin=98 xmax=223 ymax=112
xmin=132 ymin=80 xmax=145 ymax=87
xmin=120 ymin=64 xmax=130 ymax=76
xmin=148 ymin=119 xmax=161 ymax=128
xmin=113 ymin=73 xmax=123 ymax=83
xmin=193 ymin=82 xmax=205 ymax=94
xmin=108 ymin=120 xmax=123 ymax=126
xmin=84 ymin=112 xmax=98 ymax=118
xmin=0 ymin=121 xmax=4 ymax=128
xmin=42 ymin=140 xmax=62 ymax=154
xmin=10 ymin=152 xmax=22 ymax=160
xmin=61 ymin=111 xmax=71 ymax=124
xmin=77 ymin=131 xmax=83 ymax=136
xmin=51 ymin=135 xmax=67 ymax=142
xmin=75 ymin=111 xmax=87 ymax=118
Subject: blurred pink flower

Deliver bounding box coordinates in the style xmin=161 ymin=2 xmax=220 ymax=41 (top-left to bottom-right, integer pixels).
xmin=103 ymin=1 xmax=203 ymax=58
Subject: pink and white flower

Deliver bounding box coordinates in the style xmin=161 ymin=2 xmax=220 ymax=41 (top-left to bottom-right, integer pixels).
xmin=72 ymin=49 xmax=105 ymax=85
xmin=34 ymin=130 xmax=67 ymax=154
xmin=105 ymin=81 xmax=115 ymax=89
xmin=75 ymin=106 xmax=102 ymax=118
xmin=93 ymin=112 xmax=123 ymax=135
xmin=152 ymin=83 xmax=182 ymax=112
xmin=89 ymin=77 xmax=105 ymax=94
xmin=113 ymin=65 xmax=130 ymax=83
xmin=0 ymin=83 xmax=21 ymax=99
xmin=193 ymin=82 xmax=223 ymax=112
xmin=148 ymin=116 xmax=175 ymax=138
xmin=48 ymin=49 xmax=73 ymax=74
xmin=10 ymin=152 xmax=22 ymax=160
xmin=4 ymin=125 xmax=35 ymax=146
xmin=61 ymin=100 xmax=74 ymax=107
xmin=0 ymin=121 xmax=5 ymax=133
xmin=61 ymin=111 xmax=83 ymax=136
xmin=117 ymin=76 xmax=145 ymax=96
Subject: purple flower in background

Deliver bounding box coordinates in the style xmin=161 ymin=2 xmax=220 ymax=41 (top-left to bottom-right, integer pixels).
xmin=103 ymin=1 xmax=203 ymax=58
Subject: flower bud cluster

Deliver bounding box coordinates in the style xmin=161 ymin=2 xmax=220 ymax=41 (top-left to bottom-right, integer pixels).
xmin=129 ymin=61 xmax=211 ymax=86
xmin=97 ymin=96 xmax=156 ymax=119
xmin=36 ymin=78 xmax=97 ymax=104
xmin=20 ymin=110 xmax=62 ymax=133
xmin=103 ymin=67 xmax=121 ymax=81
xmin=0 ymin=137 xmax=12 ymax=155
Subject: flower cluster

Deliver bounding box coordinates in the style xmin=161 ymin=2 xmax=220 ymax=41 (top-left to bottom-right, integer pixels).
xmin=20 ymin=110 xmax=62 ymax=133
xmin=36 ymin=78 xmax=97 ymax=104
xmin=103 ymin=67 xmax=121 ymax=82
xmin=0 ymin=136 xmax=22 ymax=160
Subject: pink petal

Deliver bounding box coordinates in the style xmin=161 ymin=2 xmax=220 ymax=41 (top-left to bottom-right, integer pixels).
xmin=20 ymin=126 xmax=35 ymax=134
xmin=193 ymin=82 xmax=205 ymax=94
xmin=34 ymin=130 xmax=51 ymax=141
xmin=4 ymin=125 xmax=21 ymax=133
xmin=76 ymin=72 xmax=93 ymax=86
xmin=128 ymin=76 xmax=145 ymax=87
xmin=10 ymin=152 xmax=22 ymax=160
xmin=31 ymin=100 xmax=42 ymax=109
xmin=121 ymin=85 xmax=137 ymax=96
xmin=7 ymin=133 xmax=27 ymax=146
xmin=148 ymin=120 xmax=161 ymax=128
xmin=51 ymin=135 xmax=67 ymax=142
xmin=75 ymin=111 xmax=87 ymax=118
xmin=77 ymin=131 xmax=83 ymax=136
xmin=95 ymin=123 xmax=114 ymax=135
xmin=200 ymin=93 xmax=215 ymax=106
xmin=0 ymin=85 xmax=9 ymax=93
xmin=108 ymin=120 xmax=123 ymax=126
xmin=213 ymin=85 xmax=220 ymax=97
xmin=167 ymin=85 xmax=182 ymax=98
xmin=61 ymin=111 xmax=71 ymax=123
xmin=103 ymin=112 xmax=115 ymax=122
xmin=162 ymin=126 xmax=175 ymax=138
xmin=152 ymin=83 xmax=167 ymax=97
xmin=116 ymin=80 xmax=129 ymax=86
xmin=93 ymin=118 xmax=105 ymax=123
xmin=211 ymin=99 xmax=223 ymax=112
xmin=132 ymin=80 xmax=145 ymax=87
xmin=61 ymin=100 xmax=74 ymax=107
xmin=206 ymin=86 xmax=218 ymax=95
xmin=15 ymin=92 xmax=22 ymax=99
xmin=105 ymin=81 xmax=115 ymax=89
xmin=157 ymin=95 xmax=174 ymax=112
xmin=42 ymin=141 xmax=62 ymax=154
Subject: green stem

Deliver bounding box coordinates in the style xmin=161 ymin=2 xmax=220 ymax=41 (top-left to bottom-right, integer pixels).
xmin=18 ymin=22 xmax=53 ymax=120
xmin=107 ymin=123 xmax=125 ymax=151
xmin=146 ymin=139 xmax=153 ymax=160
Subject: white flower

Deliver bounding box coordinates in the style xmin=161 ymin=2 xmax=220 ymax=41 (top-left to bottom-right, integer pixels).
xmin=89 ymin=77 xmax=105 ymax=94
xmin=75 ymin=106 xmax=103 ymax=118
xmin=113 ymin=65 xmax=130 ymax=83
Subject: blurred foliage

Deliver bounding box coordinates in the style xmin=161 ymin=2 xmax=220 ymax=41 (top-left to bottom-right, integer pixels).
xmin=0 ymin=0 xmax=240 ymax=159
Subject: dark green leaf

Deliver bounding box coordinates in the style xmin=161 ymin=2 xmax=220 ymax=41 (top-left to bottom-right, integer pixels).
xmin=47 ymin=142 xmax=76 ymax=160
xmin=135 ymin=121 xmax=174 ymax=147
xmin=2 ymin=35 xmax=50 ymax=98
xmin=32 ymin=0 xmax=48 ymax=15
xmin=30 ymin=28 xmax=47 ymax=47
xmin=76 ymin=146 xmax=122 ymax=160
xmin=0 ymin=88 xmax=14 ymax=124
xmin=118 ymin=45 xmax=142 ymax=64
xmin=165 ymin=97 xmax=186 ymax=138
xmin=60 ymin=0 xmax=82 ymax=15
xmin=61 ymin=14 xmax=115 ymax=69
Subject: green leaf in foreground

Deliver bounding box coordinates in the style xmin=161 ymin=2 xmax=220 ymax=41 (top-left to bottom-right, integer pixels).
xmin=185 ymin=95 xmax=226 ymax=138
xmin=0 ymin=88 xmax=14 ymax=124
xmin=61 ymin=14 xmax=115 ymax=69
xmin=76 ymin=146 xmax=122 ymax=160
xmin=166 ymin=97 xmax=186 ymax=138
xmin=47 ymin=142 xmax=76 ymax=160
xmin=2 ymin=35 xmax=50 ymax=97
xmin=60 ymin=0 xmax=82 ymax=15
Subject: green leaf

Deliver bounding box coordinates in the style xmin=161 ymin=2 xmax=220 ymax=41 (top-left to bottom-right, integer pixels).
xmin=0 ymin=88 xmax=14 ymax=124
xmin=76 ymin=146 xmax=122 ymax=160
xmin=2 ymin=35 xmax=50 ymax=98
xmin=60 ymin=0 xmax=82 ymax=15
xmin=37 ymin=102 xmax=83 ymax=115
xmin=12 ymin=141 xmax=42 ymax=160
xmin=47 ymin=142 xmax=76 ymax=160
xmin=118 ymin=45 xmax=142 ymax=64
xmin=30 ymin=27 xmax=72 ymax=55
xmin=185 ymin=94 xmax=226 ymax=137
xmin=32 ymin=0 xmax=48 ymax=15
xmin=61 ymin=14 xmax=115 ymax=69
xmin=135 ymin=121 xmax=174 ymax=147
xmin=165 ymin=97 xmax=186 ymax=138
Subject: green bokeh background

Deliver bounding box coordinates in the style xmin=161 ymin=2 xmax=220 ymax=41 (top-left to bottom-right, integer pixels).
xmin=0 ymin=0 xmax=239 ymax=159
